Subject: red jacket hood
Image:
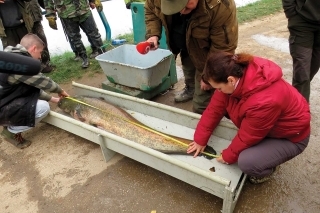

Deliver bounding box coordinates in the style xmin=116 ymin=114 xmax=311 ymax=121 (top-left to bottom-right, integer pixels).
xmin=231 ymin=57 xmax=283 ymax=99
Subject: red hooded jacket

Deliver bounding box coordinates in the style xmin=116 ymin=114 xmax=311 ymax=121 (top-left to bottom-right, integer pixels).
xmin=194 ymin=57 xmax=310 ymax=164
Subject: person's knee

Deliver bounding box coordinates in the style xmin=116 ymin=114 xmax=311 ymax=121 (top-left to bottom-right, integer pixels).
xmin=238 ymin=153 xmax=260 ymax=176
xmin=36 ymin=100 xmax=50 ymax=119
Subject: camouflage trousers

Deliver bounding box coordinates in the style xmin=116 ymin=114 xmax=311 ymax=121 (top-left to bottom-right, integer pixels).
xmin=60 ymin=19 xmax=94 ymax=56
xmin=32 ymin=21 xmax=51 ymax=65
xmin=180 ymin=50 xmax=214 ymax=114
xmin=61 ymin=12 xmax=104 ymax=58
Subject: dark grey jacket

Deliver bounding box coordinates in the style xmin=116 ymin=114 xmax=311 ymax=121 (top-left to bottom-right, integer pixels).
xmin=282 ymin=0 xmax=320 ymax=24
xmin=0 ymin=45 xmax=62 ymax=126
xmin=0 ymin=0 xmax=33 ymax=38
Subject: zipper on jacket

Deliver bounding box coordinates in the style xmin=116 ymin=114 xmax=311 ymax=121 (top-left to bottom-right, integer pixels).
xmin=222 ymin=25 xmax=230 ymax=44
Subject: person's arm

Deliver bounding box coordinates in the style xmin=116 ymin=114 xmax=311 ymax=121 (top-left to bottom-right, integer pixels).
xmin=10 ymin=74 xmax=65 ymax=101
xmin=44 ymin=0 xmax=57 ymax=29
xmin=222 ymin=99 xmax=282 ymax=164
xmin=144 ymin=0 xmax=162 ymax=42
xmin=43 ymin=0 xmax=55 ymax=16
xmin=187 ymin=91 xmax=228 ymax=157
xmin=208 ymin=1 xmax=238 ymax=54
xmin=281 ymin=0 xmax=297 ymax=18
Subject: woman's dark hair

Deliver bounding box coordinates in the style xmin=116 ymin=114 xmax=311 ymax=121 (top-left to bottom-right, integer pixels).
xmin=202 ymin=52 xmax=254 ymax=83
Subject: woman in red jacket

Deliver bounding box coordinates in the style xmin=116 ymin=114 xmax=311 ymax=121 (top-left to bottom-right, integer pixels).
xmin=187 ymin=52 xmax=310 ymax=184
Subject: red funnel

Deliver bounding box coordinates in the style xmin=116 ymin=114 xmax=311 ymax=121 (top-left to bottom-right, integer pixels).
xmin=136 ymin=41 xmax=154 ymax=55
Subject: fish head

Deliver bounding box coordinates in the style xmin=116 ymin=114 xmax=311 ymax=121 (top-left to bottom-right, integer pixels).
xmin=58 ymin=97 xmax=79 ymax=114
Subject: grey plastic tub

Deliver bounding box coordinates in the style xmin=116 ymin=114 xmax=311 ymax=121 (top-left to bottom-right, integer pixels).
xmin=96 ymin=44 xmax=173 ymax=91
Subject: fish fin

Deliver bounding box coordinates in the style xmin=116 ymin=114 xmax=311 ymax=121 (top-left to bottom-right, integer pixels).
xmin=88 ymin=118 xmax=105 ymax=129
xmin=74 ymin=105 xmax=86 ymax=122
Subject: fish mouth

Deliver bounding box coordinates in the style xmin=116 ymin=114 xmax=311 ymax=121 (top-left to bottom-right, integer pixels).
xmin=199 ymin=146 xmax=217 ymax=160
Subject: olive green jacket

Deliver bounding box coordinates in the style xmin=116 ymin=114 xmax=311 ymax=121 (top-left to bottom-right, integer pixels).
xmin=0 ymin=0 xmax=34 ymax=38
xmin=30 ymin=0 xmax=43 ymax=22
xmin=145 ymin=0 xmax=238 ymax=76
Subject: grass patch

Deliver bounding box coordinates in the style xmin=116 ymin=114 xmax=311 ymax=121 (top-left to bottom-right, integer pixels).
xmin=237 ymin=0 xmax=283 ymax=23
xmin=47 ymin=51 xmax=103 ymax=84
xmin=49 ymin=0 xmax=283 ymax=84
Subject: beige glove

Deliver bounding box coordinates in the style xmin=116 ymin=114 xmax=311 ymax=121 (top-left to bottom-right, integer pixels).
xmin=95 ymin=0 xmax=103 ymax=12
xmin=46 ymin=16 xmax=57 ymax=30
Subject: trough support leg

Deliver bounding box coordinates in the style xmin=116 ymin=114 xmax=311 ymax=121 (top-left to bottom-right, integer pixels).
xmin=98 ymin=134 xmax=116 ymax=162
xmin=222 ymin=173 xmax=247 ymax=213
xmin=222 ymin=186 xmax=234 ymax=213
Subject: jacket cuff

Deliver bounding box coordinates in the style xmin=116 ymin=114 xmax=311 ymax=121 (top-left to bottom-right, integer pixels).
xmin=221 ymin=148 xmax=238 ymax=164
xmin=45 ymin=10 xmax=56 ymax=18
xmin=145 ymin=34 xmax=161 ymax=41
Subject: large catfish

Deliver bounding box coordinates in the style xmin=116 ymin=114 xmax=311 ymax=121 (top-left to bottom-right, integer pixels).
xmin=58 ymin=96 xmax=216 ymax=158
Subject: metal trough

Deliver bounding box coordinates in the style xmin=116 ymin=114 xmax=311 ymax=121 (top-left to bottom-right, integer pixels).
xmin=43 ymin=82 xmax=246 ymax=213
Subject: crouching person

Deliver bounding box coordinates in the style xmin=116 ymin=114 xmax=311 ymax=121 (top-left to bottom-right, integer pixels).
xmin=0 ymin=33 xmax=69 ymax=149
xmin=187 ymin=52 xmax=310 ymax=184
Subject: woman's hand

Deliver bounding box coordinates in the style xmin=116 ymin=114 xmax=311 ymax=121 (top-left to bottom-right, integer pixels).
xmin=216 ymin=155 xmax=229 ymax=165
xmin=146 ymin=36 xmax=159 ymax=50
xmin=187 ymin=142 xmax=206 ymax=157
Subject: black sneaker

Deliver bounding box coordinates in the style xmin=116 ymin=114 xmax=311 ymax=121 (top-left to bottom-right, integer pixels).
xmin=1 ymin=127 xmax=31 ymax=149
xmin=248 ymin=166 xmax=280 ymax=184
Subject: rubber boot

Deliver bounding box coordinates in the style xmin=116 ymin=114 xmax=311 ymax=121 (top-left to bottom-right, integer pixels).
xmin=80 ymin=54 xmax=89 ymax=69
xmin=174 ymin=85 xmax=195 ymax=103
xmin=74 ymin=52 xmax=81 ymax=61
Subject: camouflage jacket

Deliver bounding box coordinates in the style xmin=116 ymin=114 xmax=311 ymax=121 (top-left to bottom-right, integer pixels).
xmin=0 ymin=0 xmax=34 ymax=38
xmin=30 ymin=0 xmax=43 ymax=22
xmin=44 ymin=0 xmax=94 ymax=19
xmin=145 ymin=0 xmax=238 ymax=77
xmin=4 ymin=44 xmax=63 ymax=101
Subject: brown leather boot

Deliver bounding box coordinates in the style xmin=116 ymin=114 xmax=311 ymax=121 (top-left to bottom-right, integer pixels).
xmin=1 ymin=127 xmax=31 ymax=149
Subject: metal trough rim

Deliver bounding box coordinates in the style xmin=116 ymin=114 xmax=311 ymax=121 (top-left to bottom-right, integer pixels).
xmin=47 ymin=82 xmax=233 ymax=186
xmin=48 ymin=110 xmax=231 ymax=186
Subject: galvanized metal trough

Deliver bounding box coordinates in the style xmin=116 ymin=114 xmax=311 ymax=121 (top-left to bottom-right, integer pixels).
xmin=43 ymin=82 xmax=246 ymax=213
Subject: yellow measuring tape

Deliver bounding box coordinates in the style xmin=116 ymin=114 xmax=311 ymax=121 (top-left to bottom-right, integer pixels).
xmin=64 ymin=97 xmax=219 ymax=158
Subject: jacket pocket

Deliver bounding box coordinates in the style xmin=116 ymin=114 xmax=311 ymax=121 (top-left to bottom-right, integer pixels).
xmin=191 ymin=27 xmax=210 ymax=49
xmin=289 ymin=34 xmax=296 ymax=45
xmin=222 ymin=25 xmax=230 ymax=44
